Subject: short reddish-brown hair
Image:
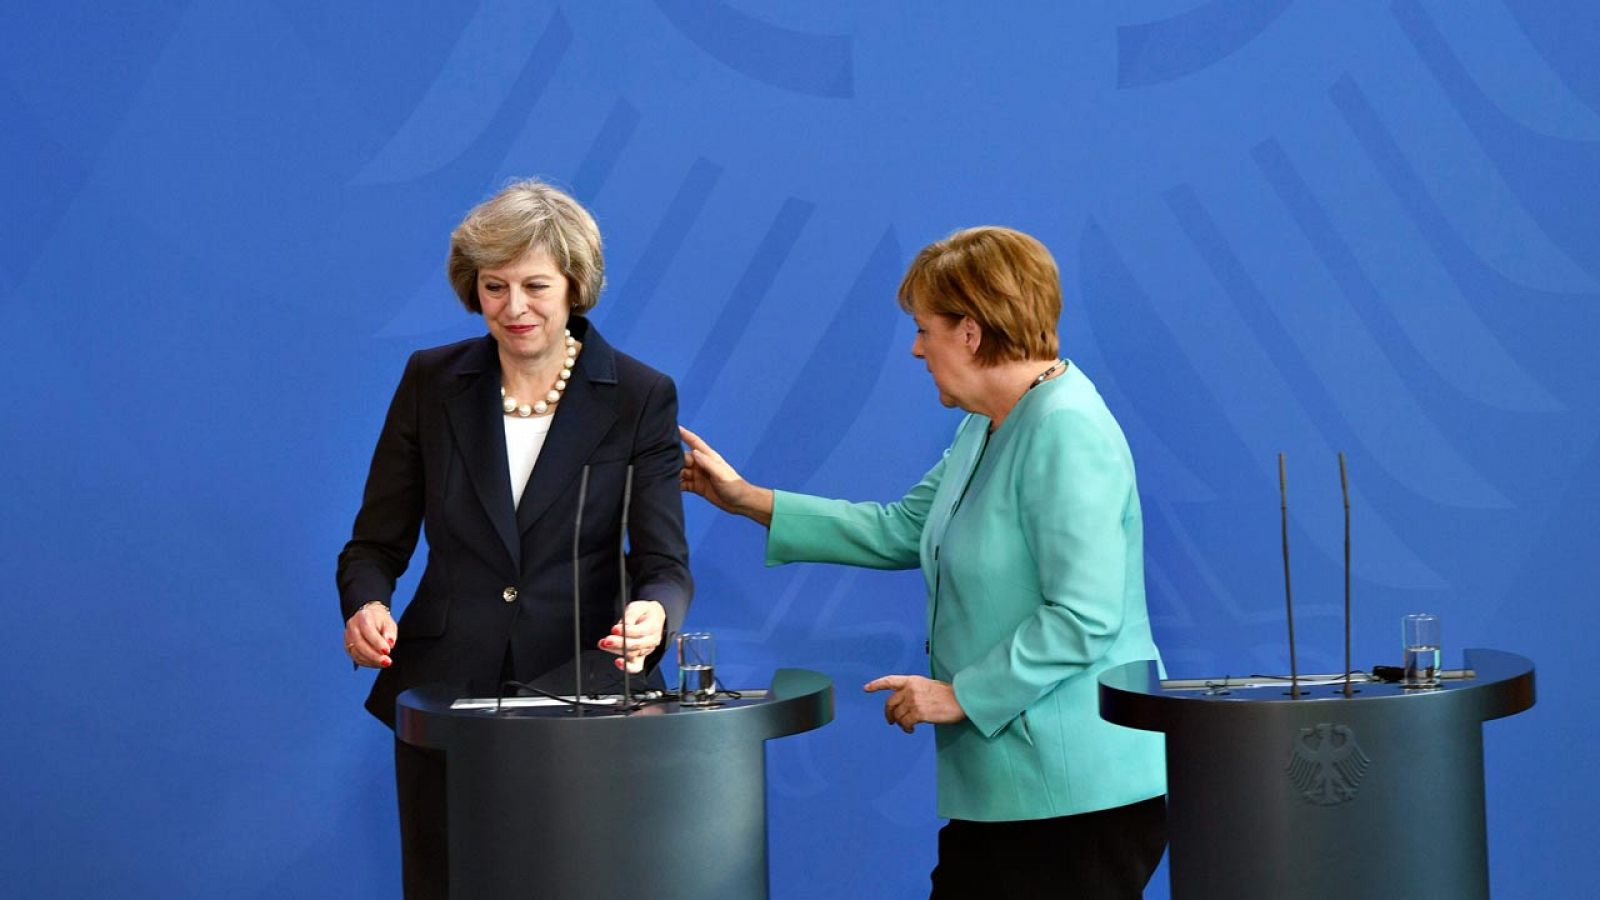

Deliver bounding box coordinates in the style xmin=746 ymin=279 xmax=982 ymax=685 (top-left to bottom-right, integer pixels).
xmin=897 ymin=226 xmax=1061 ymax=366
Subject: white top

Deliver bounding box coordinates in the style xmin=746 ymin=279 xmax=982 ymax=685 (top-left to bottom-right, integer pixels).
xmin=504 ymin=414 xmax=554 ymax=508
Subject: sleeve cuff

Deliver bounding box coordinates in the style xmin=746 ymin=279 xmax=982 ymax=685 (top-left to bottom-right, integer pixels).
xmin=951 ymin=668 xmax=1010 ymax=739
xmin=763 ymin=489 xmax=802 ymax=566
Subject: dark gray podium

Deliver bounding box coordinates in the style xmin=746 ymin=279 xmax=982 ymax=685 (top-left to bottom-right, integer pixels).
xmin=397 ymin=668 xmax=833 ymax=900
xmin=1099 ymin=649 xmax=1534 ymax=900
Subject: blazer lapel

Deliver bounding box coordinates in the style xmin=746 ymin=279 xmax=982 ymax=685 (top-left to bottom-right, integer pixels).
xmin=443 ymin=337 xmax=521 ymax=569
xmin=515 ymin=317 xmax=619 ymax=535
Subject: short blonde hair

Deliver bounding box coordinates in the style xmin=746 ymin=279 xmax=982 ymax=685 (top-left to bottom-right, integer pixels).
xmin=447 ymin=179 xmax=605 ymax=314
xmin=897 ymin=226 xmax=1061 ymax=366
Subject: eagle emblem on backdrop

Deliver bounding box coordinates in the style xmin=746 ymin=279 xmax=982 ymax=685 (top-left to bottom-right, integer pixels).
xmin=1286 ymin=723 xmax=1371 ymax=806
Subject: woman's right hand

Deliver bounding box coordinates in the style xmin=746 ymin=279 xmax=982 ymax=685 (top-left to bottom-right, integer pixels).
xmin=344 ymin=601 xmax=398 ymax=668
xmin=679 ymin=426 xmax=774 ymax=527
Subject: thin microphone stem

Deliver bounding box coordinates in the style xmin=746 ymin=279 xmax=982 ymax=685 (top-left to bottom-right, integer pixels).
xmin=574 ymin=465 xmax=590 ymax=715
xmin=1340 ymin=452 xmax=1352 ymax=697
xmin=619 ymin=465 xmax=634 ymax=711
xmin=1279 ymin=453 xmax=1300 ymax=698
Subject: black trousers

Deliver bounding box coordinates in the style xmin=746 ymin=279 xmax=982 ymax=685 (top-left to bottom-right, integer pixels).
xmin=930 ymin=795 xmax=1168 ymax=899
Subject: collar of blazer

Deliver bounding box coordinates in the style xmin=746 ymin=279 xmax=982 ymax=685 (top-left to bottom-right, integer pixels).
xmin=443 ymin=316 xmax=623 ymax=570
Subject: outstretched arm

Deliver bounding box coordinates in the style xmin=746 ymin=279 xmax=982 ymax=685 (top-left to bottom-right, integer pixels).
xmin=679 ymin=425 xmax=775 ymax=526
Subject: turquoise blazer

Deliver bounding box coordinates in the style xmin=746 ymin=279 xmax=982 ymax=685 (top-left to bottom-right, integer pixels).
xmin=765 ymin=364 xmax=1166 ymax=821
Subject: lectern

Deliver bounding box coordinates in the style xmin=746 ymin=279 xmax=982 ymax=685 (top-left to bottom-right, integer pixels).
xmin=1099 ymin=649 xmax=1534 ymax=899
xmin=397 ymin=668 xmax=834 ymax=900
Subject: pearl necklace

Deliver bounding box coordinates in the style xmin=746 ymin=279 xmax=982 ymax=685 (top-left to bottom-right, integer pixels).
xmin=500 ymin=329 xmax=579 ymax=417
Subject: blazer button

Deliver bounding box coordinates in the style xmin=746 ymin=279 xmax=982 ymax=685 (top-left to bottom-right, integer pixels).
xmin=502 ymin=586 xmax=518 ymax=603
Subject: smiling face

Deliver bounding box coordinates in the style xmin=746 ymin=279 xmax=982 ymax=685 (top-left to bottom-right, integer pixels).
xmin=478 ymin=246 xmax=572 ymax=366
xmin=911 ymin=306 xmax=979 ymax=409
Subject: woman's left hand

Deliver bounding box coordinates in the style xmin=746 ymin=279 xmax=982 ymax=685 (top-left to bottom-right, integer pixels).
xmin=864 ymin=675 xmax=967 ymax=733
xmin=598 ymin=600 xmax=666 ymax=673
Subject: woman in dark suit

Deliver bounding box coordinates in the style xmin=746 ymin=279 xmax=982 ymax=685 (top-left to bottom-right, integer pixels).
xmin=337 ymin=179 xmax=692 ymax=897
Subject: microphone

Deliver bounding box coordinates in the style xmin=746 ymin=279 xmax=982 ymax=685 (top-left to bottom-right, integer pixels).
xmin=573 ymin=464 xmax=591 ymax=715
xmin=1279 ymin=453 xmax=1300 ymax=699
xmin=618 ymin=465 xmax=634 ymax=710
xmin=1339 ymin=452 xmax=1352 ymax=697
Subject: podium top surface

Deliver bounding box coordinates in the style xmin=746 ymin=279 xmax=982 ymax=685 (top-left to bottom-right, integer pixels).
xmin=1098 ymin=649 xmax=1534 ymax=733
xmin=397 ymin=667 xmax=834 ymax=750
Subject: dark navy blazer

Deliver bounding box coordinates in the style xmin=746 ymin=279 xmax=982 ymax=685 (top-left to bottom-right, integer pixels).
xmin=337 ymin=317 xmax=692 ymax=726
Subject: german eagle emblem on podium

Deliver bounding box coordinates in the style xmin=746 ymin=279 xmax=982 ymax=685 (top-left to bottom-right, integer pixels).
xmin=1286 ymin=723 xmax=1370 ymax=806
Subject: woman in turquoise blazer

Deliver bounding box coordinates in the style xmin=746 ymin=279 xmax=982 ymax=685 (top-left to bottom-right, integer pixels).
xmin=681 ymin=226 xmax=1167 ymax=898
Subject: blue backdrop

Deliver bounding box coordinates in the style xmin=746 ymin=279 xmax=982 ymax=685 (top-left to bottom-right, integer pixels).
xmin=3 ymin=2 xmax=1595 ymax=897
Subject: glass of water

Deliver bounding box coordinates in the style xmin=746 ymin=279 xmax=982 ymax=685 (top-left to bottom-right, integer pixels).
xmin=677 ymin=632 xmax=716 ymax=706
xmin=1402 ymin=614 xmax=1442 ymax=688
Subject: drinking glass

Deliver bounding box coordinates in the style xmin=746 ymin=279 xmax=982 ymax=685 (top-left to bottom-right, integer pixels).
xmin=677 ymin=632 xmax=716 ymax=705
xmin=1402 ymin=613 xmax=1442 ymax=688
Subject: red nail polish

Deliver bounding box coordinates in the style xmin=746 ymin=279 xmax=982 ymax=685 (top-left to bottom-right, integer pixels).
xmin=380 ymin=658 xmax=391 ymax=668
